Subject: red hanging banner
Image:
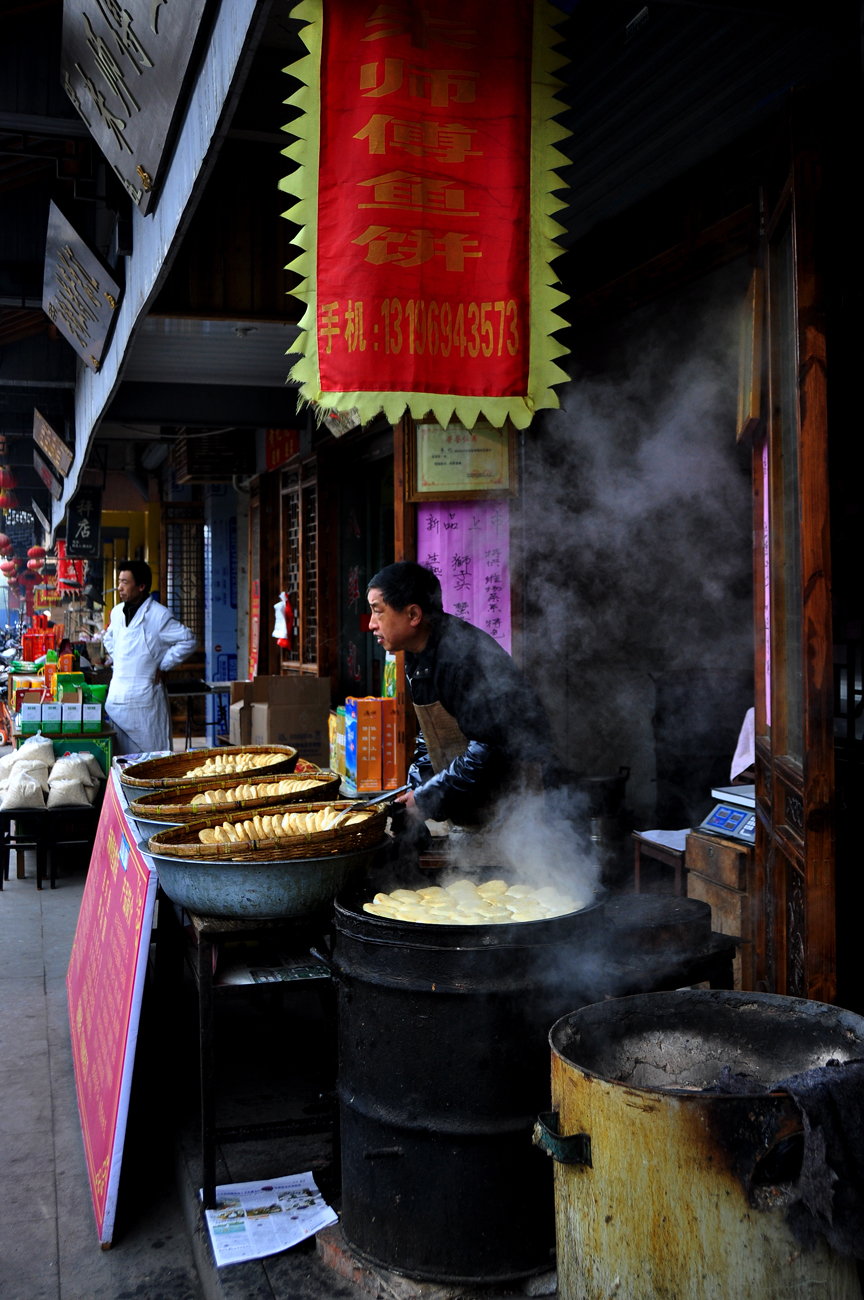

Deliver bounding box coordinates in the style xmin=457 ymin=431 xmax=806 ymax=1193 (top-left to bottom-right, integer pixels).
xmin=283 ymin=0 xmax=569 ymax=430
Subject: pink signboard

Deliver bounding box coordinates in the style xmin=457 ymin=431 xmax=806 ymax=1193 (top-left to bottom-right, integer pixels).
xmin=416 ymin=500 xmax=511 ymax=651
xmin=66 ymin=770 xmax=157 ymax=1244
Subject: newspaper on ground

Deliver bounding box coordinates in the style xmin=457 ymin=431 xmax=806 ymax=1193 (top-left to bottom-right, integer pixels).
xmin=202 ymin=1172 xmax=338 ymax=1267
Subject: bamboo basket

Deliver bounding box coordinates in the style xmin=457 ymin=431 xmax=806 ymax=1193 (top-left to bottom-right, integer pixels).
xmin=146 ymin=800 xmax=388 ymax=861
xmin=129 ymin=769 xmax=341 ymax=824
xmin=119 ymin=744 xmax=298 ymax=790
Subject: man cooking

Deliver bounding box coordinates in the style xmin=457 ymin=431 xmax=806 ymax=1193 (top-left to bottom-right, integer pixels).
xmin=102 ymin=560 xmax=198 ymax=755
xmin=367 ymin=561 xmax=553 ymax=828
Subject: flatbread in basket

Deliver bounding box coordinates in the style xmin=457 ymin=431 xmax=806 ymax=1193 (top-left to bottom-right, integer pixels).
xmin=146 ymin=800 xmax=388 ymax=860
xmin=119 ymin=744 xmax=298 ymax=790
xmin=128 ymin=767 xmax=340 ymax=824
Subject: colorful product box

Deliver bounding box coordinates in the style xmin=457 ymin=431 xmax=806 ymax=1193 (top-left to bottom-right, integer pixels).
xmin=381 ymin=697 xmax=399 ymax=789
xmin=11 ymin=675 xmax=44 ymax=711
xmin=20 ymin=691 xmax=43 ymax=733
xmin=60 ymin=686 xmax=83 ymax=733
xmin=41 ymin=701 xmax=63 ymax=734
xmin=345 ymin=696 xmax=382 ymax=792
xmin=82 ymin=702 xmax=103 ymax=732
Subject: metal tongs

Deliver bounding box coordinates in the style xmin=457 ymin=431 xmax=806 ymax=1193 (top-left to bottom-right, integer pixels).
xmin=333 ymin=784 xmax=411 ymax=825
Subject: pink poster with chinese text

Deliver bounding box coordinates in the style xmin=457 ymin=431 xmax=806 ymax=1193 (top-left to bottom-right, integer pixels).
xmin=416 ymin=500 xmax=510 ymax=651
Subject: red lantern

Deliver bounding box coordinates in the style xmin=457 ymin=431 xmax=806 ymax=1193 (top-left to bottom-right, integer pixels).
xmin=0 ymin=468 xmax=15 ymax=490
xmin=0 ymin=560 xmax=16 ymax=577
xmin=0 ymin=491 xmax=17 ymax=510
xmin=27 ymin=558 xmax=44 ymax=571
xmin=27 ymin=545 xmax=46 ymax=559
xmin=0 ymin=533 xmax=10 ymax=550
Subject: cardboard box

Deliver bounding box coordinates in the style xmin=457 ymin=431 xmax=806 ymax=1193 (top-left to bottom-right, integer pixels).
xmin=20 ymin=691 xmax=43 ymax=733
xmin=381 ymin=697 xmax=399 ymax=789
xmin=41 ymin=701 xmax=63 ymax=734
xmin=82 ymin=702 xmax=103 ymax=732
xmin=60 ymin=687 xmax=83 ymax=733
xmin=228 ymin=680 xmax=255 ymax=746
xmin=11 ymin=675 xmax=43 ymax=712
xmin=242 ymin=675 xmax=332 ymax=766
xmin=345 ymin=697 xmax=382 ymax=792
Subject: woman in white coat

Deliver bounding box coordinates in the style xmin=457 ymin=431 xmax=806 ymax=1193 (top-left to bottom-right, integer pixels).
xmin=102 ymin=561 xmax=198 ymax=755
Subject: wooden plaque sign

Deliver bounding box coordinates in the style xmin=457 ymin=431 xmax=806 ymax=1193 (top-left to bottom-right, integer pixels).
xmin=33 ymin=448 xmax=64 ymax=500
xmin=42 ymin=202 xmax=121 ymax=372
xmin=61 ymin=0 xmax=211 ymax=213
xmin=66 ymin=486 xmax=103 ymax=558
xmin=33 ymin=408 xmax=74 ymax=478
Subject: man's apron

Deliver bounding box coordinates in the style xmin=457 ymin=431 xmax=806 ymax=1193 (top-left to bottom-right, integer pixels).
xmin=413 ymin=698 xmax=544 ymax=831
xmin=413 ymin=700 xmax=480 ymax=830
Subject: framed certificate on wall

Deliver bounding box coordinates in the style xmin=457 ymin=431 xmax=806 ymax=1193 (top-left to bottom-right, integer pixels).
xmin=408 ymin=419 xmax=517 ymax=500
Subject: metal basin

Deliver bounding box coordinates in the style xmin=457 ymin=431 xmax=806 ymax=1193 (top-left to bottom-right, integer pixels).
xmin=143 ymin=838 xmax=387 ymax=919
xmin=129 ymin=814 xmax=182 ymax=837
xmin=545 ymin=990 xmax=864 ymax=1299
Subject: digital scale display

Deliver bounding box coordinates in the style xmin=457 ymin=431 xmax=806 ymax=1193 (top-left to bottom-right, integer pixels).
xmin=699 ymin=803 xmax=756 ymax=844
xmin=697 ymin=785 xmax=756 ymax=844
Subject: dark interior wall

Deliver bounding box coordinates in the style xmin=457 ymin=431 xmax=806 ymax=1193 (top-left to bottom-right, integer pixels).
xmin=523 ymin=261 xmax=754 ymax=828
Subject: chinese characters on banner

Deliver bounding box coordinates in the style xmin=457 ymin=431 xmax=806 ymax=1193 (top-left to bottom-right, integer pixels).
xmin=283 ymin=0 xmax=569 ymax=430
xmin=416 ymin=500 xmax=510 ymax=651
xmin=56 ymin=538 xmax=86 ymax=590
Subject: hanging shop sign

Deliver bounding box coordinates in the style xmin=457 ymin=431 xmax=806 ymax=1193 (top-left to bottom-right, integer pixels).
xmin=56 ymin=539 xmax=87 ymax=590
xmin=266 ymin=427 xmax=301 ymax=470
xmin=33 ymin=448 xmax=64 ymax=500
xmin=65 ymin=486 xmax=103 ymax=558
xmin=42 ymin=203 xmax=121 ymax=372
xmin=30 ymin=498 xmax=52 ymax=536
xmin=33 ymin=409 xmax=74 ymax=479
xmin=283 ymin=0 xmax=569 ymax=430
xmin=60 ymin=0 xmax=211 ymax=213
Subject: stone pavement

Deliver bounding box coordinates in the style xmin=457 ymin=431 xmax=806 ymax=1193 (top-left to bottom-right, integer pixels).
xmin=0 ymin=850 xmax=199 ymax=1300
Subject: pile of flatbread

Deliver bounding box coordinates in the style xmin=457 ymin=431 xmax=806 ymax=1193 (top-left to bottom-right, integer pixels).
xmin=362 ymin=878 xmax=586 ymax=925
xmin=198 ymin=804 xmax=369 ymax=845
xmin=188 ymin=775 xmax=324 ymax=808
xmin=182 ymin=750 xmax=287 ymax=779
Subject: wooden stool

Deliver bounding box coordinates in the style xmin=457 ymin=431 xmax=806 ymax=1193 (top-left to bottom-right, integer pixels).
xmin=631 ymin=829 xmax=689 ymax=896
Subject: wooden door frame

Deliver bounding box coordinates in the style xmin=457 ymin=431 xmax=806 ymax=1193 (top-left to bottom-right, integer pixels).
xmin=755 ymin=131 xmax=836 ymax=1003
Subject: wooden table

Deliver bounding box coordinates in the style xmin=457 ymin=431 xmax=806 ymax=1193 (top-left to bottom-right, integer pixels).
xmin=155 ymin=902 xmax=337 ymax=1208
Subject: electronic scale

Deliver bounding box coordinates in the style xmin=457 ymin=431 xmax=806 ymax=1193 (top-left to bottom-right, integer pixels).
xmin=697 ymin=784 xmax=756 ymax=845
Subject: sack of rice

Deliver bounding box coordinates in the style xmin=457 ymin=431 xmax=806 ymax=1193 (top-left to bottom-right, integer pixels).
xmin=1 ymin=770 xmax=46 ymax=810
xmin=8 ymin=758 xmax=51 ymax=791
xmin=14 ymin=734 xmax=56 ymax=767
xmin=50 ymin=755 xmax=98 ymax=789
xmin=47 ymin=779 xmax=93 ymax=808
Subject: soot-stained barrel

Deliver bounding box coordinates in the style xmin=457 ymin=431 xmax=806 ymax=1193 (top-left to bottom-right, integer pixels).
xmin=331 ymin=884 xmax=608 ymax=1284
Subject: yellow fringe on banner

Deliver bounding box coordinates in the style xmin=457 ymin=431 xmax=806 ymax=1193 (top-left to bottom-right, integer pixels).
xmin=280 ymin=0 xmax=570 ymax=432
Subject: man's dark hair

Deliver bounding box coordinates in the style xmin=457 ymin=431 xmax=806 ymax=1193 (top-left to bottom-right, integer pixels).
xmin=119 ymin=560 xmax=152 ymax=592
xmin=367 ymin=561 xmax=443 ymax=617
